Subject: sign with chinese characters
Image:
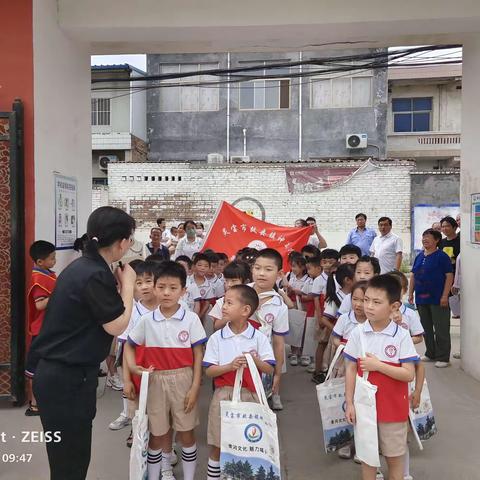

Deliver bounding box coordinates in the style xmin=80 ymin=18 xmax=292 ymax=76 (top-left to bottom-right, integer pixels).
xmin=202 ymin=201 xmax=312 ymax=267
xmin=285 ymin=160 xmax=379 ymax=194
xmin=54 ymin=175 xmax=78 ymax=250
xmin=472 ymin=194 xmax=480 ymax=245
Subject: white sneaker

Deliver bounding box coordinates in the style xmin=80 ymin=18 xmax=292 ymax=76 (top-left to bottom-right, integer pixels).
xmin=353 ymin=454 xmax=361 ymax=464
xmin=170 ymin=450 xmax=178 ymax=467
xmin=161 ymin=469 xmax=176 ymax=479
xmin=107 ymin=374 xmax=124 ymax=391
xmin=290 ymin=355 xmax=298 ymax=366
xmin=435 ymin=361 xmax=450 ymax=368
xmin=420 ymin=355 xmax=434 ymax=362
xmin=337 ymin=445 xmax=352 ymax=459
xmin=300 ymin=356 xmax=311 ymax=366
xmin=453 ymin=353 xmax=461 ymax=359
xmin=306 ymin=363 xmax=316 ymax=374
xmin=109 ymin=414 xmax=131 ymax=431
xmin=404 ymin=476 xmax=414 ymax=480
xmin=271 ymin=394 xmax=283 ymax=411
xmin=376 ymin=471 xmax=384 ymax=480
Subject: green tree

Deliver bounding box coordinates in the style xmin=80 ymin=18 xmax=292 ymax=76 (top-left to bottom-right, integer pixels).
xmin=256 ymin=465 xmax=267 ymax=480
xmin=266 ymin=465 xmax=276 ymax=480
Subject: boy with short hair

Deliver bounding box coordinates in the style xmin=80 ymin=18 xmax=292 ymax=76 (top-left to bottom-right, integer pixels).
xmin=125 ymin=261 xmax=207 ymax=480
xmin=210 ymin=260 xmax=251 ymax=331
xmin=203 ymin=285 xmax=275 ymax=480
xmin=204 ymin=251 xmax=225 ymax=300
xmin=176 ymin=256 xmax=200 ymax=314
xmin=344 ymin=275 xmax=419 ymax=480
xmin=301 ymin=244 xmax=321 ymax=259
xmin=249 ymin=248 xmax=289 ymax=410
xmin=339 ymin=244 xmax=362 ymax=265
xmin=25 ymin=240 xmax=57 ymax=416
xmin=189 ymin=253 xmax=215 ymax=319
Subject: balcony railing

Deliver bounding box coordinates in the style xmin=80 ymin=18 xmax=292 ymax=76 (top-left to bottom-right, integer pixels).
xmin=387 ymin=132 xmax=461 ymax=157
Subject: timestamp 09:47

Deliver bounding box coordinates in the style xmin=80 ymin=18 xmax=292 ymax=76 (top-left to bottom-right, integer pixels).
xmin=2 ymin=453 xmax=33 ymax=463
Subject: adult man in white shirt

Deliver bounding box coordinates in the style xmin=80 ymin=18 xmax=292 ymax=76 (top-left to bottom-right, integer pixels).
xmin=370 ymin=216 xmax=403 ymax=273
xmin=305 ymin=217 xmax=327 ymax=249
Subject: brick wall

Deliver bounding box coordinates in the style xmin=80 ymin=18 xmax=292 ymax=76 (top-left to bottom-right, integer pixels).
xmin=107 ymin=160 xmax=414 ymax=254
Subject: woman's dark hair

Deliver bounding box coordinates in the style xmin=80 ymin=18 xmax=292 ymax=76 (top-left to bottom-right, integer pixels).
xmin=223 ymin=260 xmax=251 ymax=283
xmin=291 ymin=254 xmax=307 ymax=269
xmin=73 ymin=233 xmax=89 ymax=253
xmin=217 ymin=252 xmax=229 ymax=262
xmin=85 ymin=207 xmax=135 ymax=255
xmin=326 ymin=263 xmax=355 ymax=307
xmin=422 ymin=228 xmax=442 ymax=245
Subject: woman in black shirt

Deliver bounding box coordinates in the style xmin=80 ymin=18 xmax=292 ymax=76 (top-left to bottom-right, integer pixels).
xmin=26 ymin=206 xmax=137 ymax=480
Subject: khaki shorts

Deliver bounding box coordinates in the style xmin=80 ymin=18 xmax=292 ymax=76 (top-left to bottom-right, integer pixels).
xmin=147 ymin=367 xmax=199 ymax=436
xmin=207 ymin=386 xmax=259 ymax=448
xmin=378 ymin=421 xmax=408 ymax=457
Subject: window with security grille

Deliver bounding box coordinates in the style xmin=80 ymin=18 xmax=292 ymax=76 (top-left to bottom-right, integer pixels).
xmin=91 ymin=98 xmax=111 ymax=126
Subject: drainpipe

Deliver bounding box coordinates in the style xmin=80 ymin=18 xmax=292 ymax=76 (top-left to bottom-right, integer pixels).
xmin=298 ymin=51 xmax=303 ymax=161
xmin=243 ymin=128 xmax=247 ymax=156
xmin=226 ymin=52 xmax=231 ymax=162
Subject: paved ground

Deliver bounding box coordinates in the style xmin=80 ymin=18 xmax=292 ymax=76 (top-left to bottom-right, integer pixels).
xmin=1 ymin=320 xmax=480 ymax=480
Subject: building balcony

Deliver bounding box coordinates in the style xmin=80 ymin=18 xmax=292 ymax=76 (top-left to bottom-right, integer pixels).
xmin=387 ymin=132 xmax=461 ymax=159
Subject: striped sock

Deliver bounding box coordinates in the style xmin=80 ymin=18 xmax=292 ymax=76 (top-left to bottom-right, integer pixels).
xmin=207 ymin=458 xmax=221 ymax=480
xmin=181 ymin=444 xmax=197 ymax=480
xmin=147 ymin=448 xmax=162 ymax=480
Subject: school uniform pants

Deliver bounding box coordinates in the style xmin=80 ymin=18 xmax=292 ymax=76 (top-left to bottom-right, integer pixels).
xmin=417 ymin=304 xmax=451 ymax=362
xmin=33 ymin=359 xmax=98 ymax=480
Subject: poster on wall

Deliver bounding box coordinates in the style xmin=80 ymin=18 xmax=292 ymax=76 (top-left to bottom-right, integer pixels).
xmin=412 ymin=204 xmax=460 ymax=251
xmin=472 ymin=194 xmax=480 ymax=245
xmin=55 ymin=175 xmax=78 ymax=250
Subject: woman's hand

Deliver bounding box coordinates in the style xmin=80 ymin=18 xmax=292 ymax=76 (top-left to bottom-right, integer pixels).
xmin=440 ymin=295 xmax=449 ymax=308
xmin=115 ymin=263 xmax=136 ymax=289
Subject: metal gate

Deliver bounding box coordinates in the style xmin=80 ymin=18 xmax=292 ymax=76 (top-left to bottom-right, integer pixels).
xmin=0 ymin=99 xmax=26 ymax=403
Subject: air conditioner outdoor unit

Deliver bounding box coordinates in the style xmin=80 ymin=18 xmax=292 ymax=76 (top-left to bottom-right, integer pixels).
xmin=231 ymin=155 xmax=251 ymax=163
xmin=98 ymin=154 xmax=118 ymax=172
xmin=207 ymin=153 xmax=224 ymax=164
xmin=346 ymin=133 xmax=368 ymax=149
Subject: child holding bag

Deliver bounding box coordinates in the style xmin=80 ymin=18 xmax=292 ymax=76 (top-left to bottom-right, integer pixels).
xmin=344 ymin=275 xmax=419 ymax=480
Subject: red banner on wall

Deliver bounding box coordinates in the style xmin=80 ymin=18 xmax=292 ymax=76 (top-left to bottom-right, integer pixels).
xmin=202 ymin=202 xmax=312 ymax=268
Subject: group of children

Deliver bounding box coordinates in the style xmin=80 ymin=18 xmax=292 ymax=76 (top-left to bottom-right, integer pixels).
xmin=26 ymin=234 xmax=427 ymax=480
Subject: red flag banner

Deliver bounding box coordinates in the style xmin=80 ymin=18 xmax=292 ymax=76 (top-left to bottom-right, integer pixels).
xmin=202 ymin=202 xmax=313 ymax=268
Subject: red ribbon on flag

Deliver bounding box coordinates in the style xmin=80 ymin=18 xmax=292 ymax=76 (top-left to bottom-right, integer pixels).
xmin=202 ymin=202 xmax=313 ymax=269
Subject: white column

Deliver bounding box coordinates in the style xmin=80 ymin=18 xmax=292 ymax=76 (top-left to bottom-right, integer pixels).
xmin=460 ymin=35 xmax=480 ymax=380
xmin=33 ymin=0 xmax=92 ymax=271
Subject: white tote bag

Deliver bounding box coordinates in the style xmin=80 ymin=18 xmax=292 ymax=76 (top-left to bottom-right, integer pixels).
xmin=409 ymin=378 xmax=437 ymax=445
xmin=353 ymin=326 xmax=380 ymax=468
xmin=129 ymin=371 xmax=150 ymax=480
xmin=316 ymin=345 xmax=354 ymax=453
xmin=220 ymin=354 xmax=281 ymax=479
xmin=285 ymin=309 xmax=307 ymax=348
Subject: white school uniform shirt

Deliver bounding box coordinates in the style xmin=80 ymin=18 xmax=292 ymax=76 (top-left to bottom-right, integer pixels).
xmin=128 ymin=306 xmax=207 ymax=370
xmin=323 ymin=290 xmax=347 ymax=321
xmin=208 ymin=274 xmax=225 ymax=299
xmin=398 ymin=304 xmax=424 ymax=337
xmin=370 ymin=232 xmax=403 ymax=274
xmin=332 ymin=310 xmax=363 ymax=343
xmin=118 ymin=300 xmax=152 ymax=343
xmin=288 ymin=272 xmax=309 ymax=292
xmin=247 ymin=283 xmax=289 ymax=341
xmin=209 ymin=296 xmax=224 ymax=320
xmin=183 ymin=282 xmax=201 ymax=312
xmin=338 ymin=293 xmax=352 ymax=316
xmin=308 ymin=234 xmax=320 ymax=248
xmin=186 ymin=274 xmax=214 ymax=300
xmin=203 ymin=322 xmax=275 ymax=368
xmin=174 ymin=236 xmax=203 ymax=260
xmin=311 ymin=271 xmax=328 ymax=297
xmin=301 ymin=276 xmax=314 ymax=295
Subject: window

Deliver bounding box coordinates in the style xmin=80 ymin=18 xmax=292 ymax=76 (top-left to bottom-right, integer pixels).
xmin=91 ymin=98 xmax=111 ymax=125
xmin=310 ymin=65 xmax=373 ymax=109
xmin=158 ymin=63 xmax=219 ymax=112
xmin=239 ymin=61 xmax=290 ymax=110
xmin=392 ymin=97 xmax=432 ymax=132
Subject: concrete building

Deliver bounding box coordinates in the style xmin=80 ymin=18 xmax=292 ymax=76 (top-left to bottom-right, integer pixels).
xmin=91 ymin=64 xmax=148 ymax=185
xmin=147 ymin=50 xmax=388 ymax=163
xmin=387 ymin=63 xmax=462 ymax=170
